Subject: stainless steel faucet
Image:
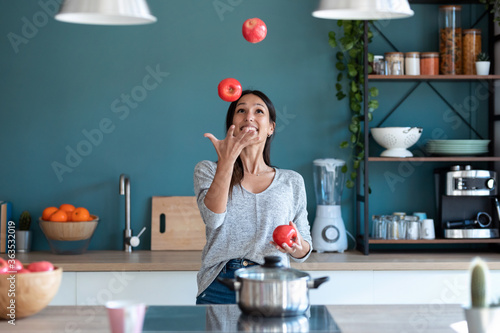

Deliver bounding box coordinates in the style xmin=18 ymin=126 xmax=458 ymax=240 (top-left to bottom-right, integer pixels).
xmin=119 ymin=174 xmax=146 ymax=252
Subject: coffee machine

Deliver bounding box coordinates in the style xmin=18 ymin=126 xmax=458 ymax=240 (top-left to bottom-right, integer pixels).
xmin=435 ymin=165 xmax=499 ymax=238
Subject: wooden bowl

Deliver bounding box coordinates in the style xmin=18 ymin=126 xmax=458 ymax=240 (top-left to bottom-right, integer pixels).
xmin=0 ymin=267 xmax=63 ymax=319
xmin=39 ymin=216 xmax=98 ymax=241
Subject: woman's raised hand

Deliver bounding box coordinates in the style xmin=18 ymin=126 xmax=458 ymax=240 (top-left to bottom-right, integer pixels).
xmin=204 ymin=125 xmax=259 ymax=164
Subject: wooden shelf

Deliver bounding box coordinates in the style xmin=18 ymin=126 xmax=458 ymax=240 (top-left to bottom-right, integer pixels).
xmin=409 ymin=0 xmax=482 ymax=4
xmin=368 ymin=156 xmax=500 ymax=162
xmin=368 ymin=75 xmax=500 ymax=80
xmin=369 ymin=238 xmax=500 ymax=244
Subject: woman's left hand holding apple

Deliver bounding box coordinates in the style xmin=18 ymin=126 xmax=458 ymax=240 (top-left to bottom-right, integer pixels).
xmin=270 ymin=221 xmax=310 ymax=259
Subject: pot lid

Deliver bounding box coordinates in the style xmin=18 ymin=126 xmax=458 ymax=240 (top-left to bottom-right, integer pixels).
xmin=234 ymin=256 xmax=310 ymax=281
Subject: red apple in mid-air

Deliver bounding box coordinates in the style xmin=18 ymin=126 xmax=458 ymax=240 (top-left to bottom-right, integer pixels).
xmin=27 ymin=261 xmax=54 ymax=272
xmin=242 ymin=18 xmax=267 ymax=43
xmin=218 ymin=78 xmax=242 ymax=102
xmin=273 ymin=225 xmax=297 ymax=248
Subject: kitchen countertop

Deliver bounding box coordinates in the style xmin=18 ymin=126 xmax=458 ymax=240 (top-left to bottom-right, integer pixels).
xmin=0 ymin=304 xmax=467 ymax=332
xmin=3 ymin=250 xmax=500 ymax=271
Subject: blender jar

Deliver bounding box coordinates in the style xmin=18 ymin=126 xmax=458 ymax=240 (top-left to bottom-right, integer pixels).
xmin=313 ymin=159 xmax=345 ymax=206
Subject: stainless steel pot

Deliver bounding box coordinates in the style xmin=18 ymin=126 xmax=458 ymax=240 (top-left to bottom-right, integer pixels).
xmin=219 ymin=256 xmax=329 ymax=317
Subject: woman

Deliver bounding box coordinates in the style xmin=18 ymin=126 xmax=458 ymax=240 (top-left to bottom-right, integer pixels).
xmin=194 ymin=90 xmax=312 ymax=304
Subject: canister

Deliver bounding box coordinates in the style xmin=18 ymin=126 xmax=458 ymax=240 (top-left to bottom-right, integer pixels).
xmin=462 ymin=29 xmax=481 ymax=75
xmin=439 ymin=5 xmax=462 ymax=74
xmin=385 ymin=52 xmax=404 ymax=75
xmin=420 ymin=52 xmax=439 ymax=75
xmin=405 ymin=52 xmax=420 ymax=75
xmin=373 ymin=55 xmax=385 ymax=75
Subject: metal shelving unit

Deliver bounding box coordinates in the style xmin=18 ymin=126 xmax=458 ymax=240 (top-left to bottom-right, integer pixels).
xmin=356 ymin=2 xmax=499 ymax=254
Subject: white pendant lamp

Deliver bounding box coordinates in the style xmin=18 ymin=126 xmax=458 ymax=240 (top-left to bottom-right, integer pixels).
xmin=312 ymin=0 xmax=414 ymax=20
xmin=55 ymin=0 xmax=157 ymax=25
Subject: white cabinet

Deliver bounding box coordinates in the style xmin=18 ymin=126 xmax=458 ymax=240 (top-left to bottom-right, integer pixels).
xmin=49 ymin=270 xmax=500 ymax=306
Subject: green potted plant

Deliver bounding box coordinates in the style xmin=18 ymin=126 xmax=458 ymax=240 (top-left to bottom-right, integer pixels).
xmin=328 ymin=20 xmax=379 ymax=189
xmin=476 ymin=52 xmax=491 ymax=76
xmin=463 ymin=257 xmax=500 ymax=333
xmin=16 ymin=211 xmax=32 ymax=253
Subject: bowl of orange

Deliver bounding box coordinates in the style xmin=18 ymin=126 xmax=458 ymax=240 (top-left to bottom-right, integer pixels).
xmin=39 ymin=204 xmax=99 ymax=255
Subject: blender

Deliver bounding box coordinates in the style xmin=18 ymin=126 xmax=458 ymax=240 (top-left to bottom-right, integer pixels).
xmin=311 ymin=159 xmax=347 ymax=253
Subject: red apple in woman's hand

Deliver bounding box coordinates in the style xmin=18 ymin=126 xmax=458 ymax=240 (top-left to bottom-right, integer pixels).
xmin=218 ymin=78 xmax=242 ymax=102
xmin=242 ymin=18 xmax=267 ymax=43
xmin=273 ymin=225 xmax=297 ymax=248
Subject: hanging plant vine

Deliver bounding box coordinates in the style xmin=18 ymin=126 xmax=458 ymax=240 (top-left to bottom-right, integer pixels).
xmin=328 ymin=20 xmax=379 ymax=189
xmin=479 ymin=0 xmax=500 ymax=26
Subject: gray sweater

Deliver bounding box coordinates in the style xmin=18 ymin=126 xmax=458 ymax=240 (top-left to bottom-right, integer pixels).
xmin=193 ymin=160 xmax=313 ymax=296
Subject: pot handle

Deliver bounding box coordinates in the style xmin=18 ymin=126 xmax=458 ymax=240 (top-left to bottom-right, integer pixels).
xmin=217 ymin=278 xmax=241 ymax=291
xmin=308 ymin=276 xmax=329 ymax=289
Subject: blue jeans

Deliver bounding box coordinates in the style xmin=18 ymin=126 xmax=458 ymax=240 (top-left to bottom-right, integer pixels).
xmin=196 ymin=259 xmax=259 ymax=305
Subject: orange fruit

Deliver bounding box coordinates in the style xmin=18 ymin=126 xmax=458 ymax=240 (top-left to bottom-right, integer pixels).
xmin=42 ymin=207 xmax=58 ymax=220
xmin=72 ymin=207 xmax=90 ymax=222
xmin=49 ymin=209 xmax=68 ymax=222
xmin=59 ymin=203 xmax=76 ymax=214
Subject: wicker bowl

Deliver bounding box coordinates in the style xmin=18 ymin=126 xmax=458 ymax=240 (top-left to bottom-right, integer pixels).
xmin=0 ymin=267 xmax=63 ymax=319
xmin=39 ymin=216 xmax=99 ymax=254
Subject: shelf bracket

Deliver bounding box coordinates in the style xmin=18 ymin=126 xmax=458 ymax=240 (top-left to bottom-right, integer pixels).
xmin=374 ymin=81 xmax=422 ymax=128
xmin=426 ymin=82 xmax=484 ymax=139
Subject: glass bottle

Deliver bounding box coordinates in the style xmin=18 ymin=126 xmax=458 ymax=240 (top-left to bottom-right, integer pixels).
xmin=439 ymin=5 xmax=462 ymax=75
xmin=462 ymin=29 xmax=481 ymax=75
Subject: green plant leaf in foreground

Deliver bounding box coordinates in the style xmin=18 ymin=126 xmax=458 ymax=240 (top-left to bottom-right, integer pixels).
xmin=329 ymin=20 xmax=379 ymax=190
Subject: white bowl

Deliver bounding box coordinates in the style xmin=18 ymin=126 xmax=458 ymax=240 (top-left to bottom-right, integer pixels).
xmin=371 ymin=127 xmax=423 ymax=157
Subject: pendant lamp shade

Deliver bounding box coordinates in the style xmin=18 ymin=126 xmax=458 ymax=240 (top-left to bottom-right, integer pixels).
xmin=55 ymin=0 xmax=157 ymax=25
xmin=312 ymin=0 xmax=414 ymax=20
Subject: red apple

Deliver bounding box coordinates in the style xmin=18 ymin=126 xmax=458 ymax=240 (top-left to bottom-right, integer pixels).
xmin=273 ymin=225 xmax=297 ymax=248
xmin=27 ymin=261 xmax=54 ymax=272
xmin=16 ymin=268 xmax=31 ymax=274
xmin=10 ymin=259 xmax=23 ymax=272
xmin=218 ymin=78 xmax=242 ymax=102
xmin=242 ymin=18 xmax=267 ymax=43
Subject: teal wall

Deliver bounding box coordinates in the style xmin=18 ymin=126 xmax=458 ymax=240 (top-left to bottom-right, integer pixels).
xmin=0 ymin=1 xmax=491 ymax=251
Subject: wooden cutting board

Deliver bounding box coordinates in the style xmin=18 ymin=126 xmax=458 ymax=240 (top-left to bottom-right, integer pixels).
xmin=150 ymin=196 xmax=206 ymax=251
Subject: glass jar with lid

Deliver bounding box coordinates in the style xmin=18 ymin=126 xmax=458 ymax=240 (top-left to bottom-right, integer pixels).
xmin=405 ymin=52 xmax=420 ymax=75
xmin=420 ymin=52 xmax=439 ymax=75
xmin=373 ymin=55 xmax=385 ymax=75
xmin=439 ymin=5 xmax=462 ymax=74
xmin=462 ymin=29 xmax=481 ymax=75
xmin=385 ymin=52 xmax=404 ymax=75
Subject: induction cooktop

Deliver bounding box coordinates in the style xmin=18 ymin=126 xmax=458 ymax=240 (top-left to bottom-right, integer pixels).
xmin=143 ymin=305 xmax=340 ymax=332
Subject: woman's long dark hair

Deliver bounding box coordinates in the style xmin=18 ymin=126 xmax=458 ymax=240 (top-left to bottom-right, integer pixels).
xmin=225 ymin=90 xmax=277 ymax=196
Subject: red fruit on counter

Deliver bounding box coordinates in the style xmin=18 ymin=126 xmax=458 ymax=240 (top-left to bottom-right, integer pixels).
xmin=218 ymin=78 xmax=242 ymax=102
xmin=11 ymin=259 xmax=24 ymax=272
xmin=242 ymin=18 xmax=267 ymax=43
xmin=273 ymin=225 xmax=297 ymax=248
xmin=27 ymin=261 xmax=54 ymax=272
